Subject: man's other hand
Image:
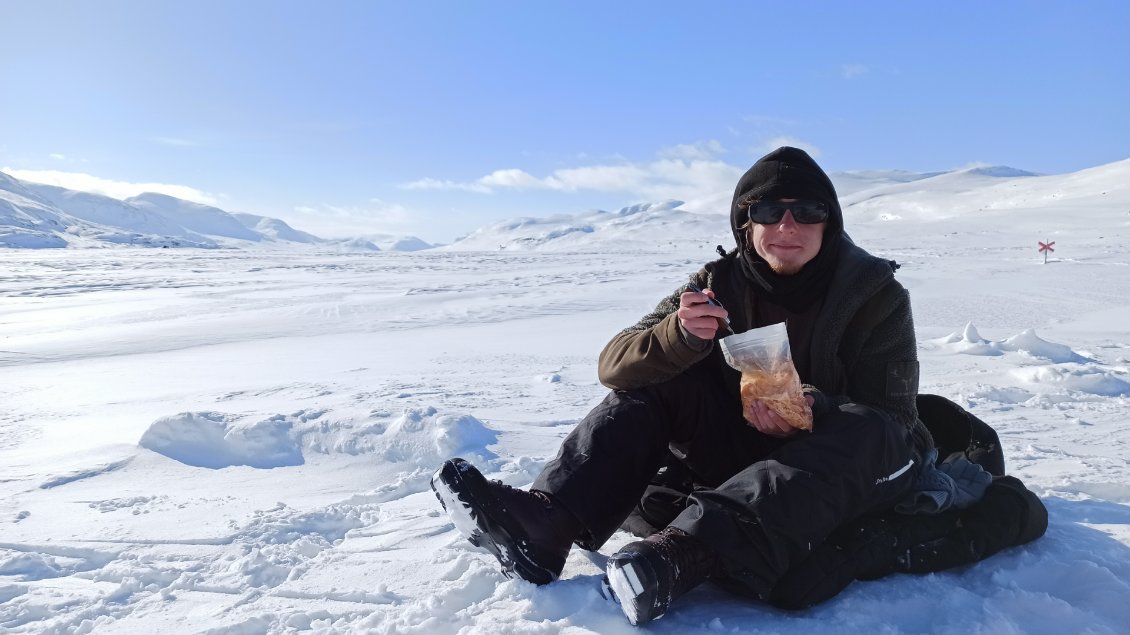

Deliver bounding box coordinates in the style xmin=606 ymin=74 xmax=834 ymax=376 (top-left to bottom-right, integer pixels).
xmin=745 ymin=395 xmax=815 ymax=438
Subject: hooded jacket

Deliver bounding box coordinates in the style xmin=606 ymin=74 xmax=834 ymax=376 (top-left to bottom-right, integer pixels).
xmin=597 ymin=147 xmax=930 ymax=446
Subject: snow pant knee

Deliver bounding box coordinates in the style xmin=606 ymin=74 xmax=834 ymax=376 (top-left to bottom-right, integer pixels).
xmin=670 ymin=403 xmax=917 ymax=601
xmin=532 ymin=365 xmax=778 ymax=550
xmin=898 ymin=474 xmax=1047 ymax=573
xmin=532 ymin=389 xmax=672 ymax=549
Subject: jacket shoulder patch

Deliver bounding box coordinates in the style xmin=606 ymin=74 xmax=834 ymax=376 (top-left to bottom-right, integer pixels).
xmin=886 ymin=361 xmax=919 ymax=400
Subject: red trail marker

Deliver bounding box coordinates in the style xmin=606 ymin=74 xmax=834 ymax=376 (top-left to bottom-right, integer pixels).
xmin=1038 ymin=240 xmax=1055 ymax=264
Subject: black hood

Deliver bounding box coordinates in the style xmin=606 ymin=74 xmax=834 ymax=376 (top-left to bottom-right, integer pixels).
xmin=730 ymin=146 xmax=845 ymax=312
xmin=729 ymin=146 xmax=844 ymax=246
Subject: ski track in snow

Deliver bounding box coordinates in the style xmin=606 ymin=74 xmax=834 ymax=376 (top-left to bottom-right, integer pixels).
xmin=1 ymin=234 xmax=1129 ymax=633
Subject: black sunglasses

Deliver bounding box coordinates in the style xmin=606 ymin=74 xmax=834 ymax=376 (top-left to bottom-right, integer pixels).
xmin=747 ymin=200 xmax=830 ymax=225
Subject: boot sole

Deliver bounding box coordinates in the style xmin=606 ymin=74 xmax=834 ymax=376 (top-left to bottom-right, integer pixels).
xmin=605 ymin=553 xmax=662 ymax=626
xmin=430 ymin=458 xmax=559 ymax=585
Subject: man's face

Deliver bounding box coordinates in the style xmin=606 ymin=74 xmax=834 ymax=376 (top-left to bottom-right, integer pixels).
xmin=747 ymin=199 xmax=826 ymax=275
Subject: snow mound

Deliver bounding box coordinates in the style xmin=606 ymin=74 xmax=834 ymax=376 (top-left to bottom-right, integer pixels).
xmin=0 ymin=550 xmax=65 ymax=581
xmin=138 ymin=412 xmax=303 ymax=469
xmin=138 ymin=407 xmax=498 ymax=472
xmin=934 ymin=322 xmax=1001 ymax=355
xmin=373 ymin=406 xmax=498 ymax=465
xmin=1011 ymin=366 xmax=1130 ymax=396
xmin=999 ymin=328 xmax=1089 ymax=363
xmin=322 ymin=407 xmax=501 ymax=506
xmin=934 ymin=324 xmax=1087 ymax=362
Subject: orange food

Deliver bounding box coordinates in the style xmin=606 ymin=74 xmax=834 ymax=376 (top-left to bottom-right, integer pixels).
xmin=739 ymin=364 xmax=813 ymax=431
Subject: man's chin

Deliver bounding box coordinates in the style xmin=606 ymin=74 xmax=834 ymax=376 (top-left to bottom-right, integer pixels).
xmin=768 ymin=261 xmax=805 ymax=276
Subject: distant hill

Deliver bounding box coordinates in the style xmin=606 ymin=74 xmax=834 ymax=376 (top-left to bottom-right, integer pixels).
xmin=0 ymin=173 xmax=432 ymax=251
xmin=443 ymin=200 xmax=731 ymax=252
xmin=6 ymin=158 xmax=1126 ymax=251
xmin=839 ymin=160 xmax=1127 ymax=223
xmin=439 ymin=160 xmax=1129 ymax=251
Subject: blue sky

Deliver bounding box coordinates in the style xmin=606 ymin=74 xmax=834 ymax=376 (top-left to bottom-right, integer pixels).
xmin=2 ymin=1 xmax=1127 ymax=243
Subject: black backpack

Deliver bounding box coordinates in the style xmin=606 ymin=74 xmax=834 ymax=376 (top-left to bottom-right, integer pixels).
xmin=916 ymin=394 xmax=1005 ymax=476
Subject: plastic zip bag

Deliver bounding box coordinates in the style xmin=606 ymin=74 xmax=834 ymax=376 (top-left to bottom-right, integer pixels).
xmin=719 ymin=322 xmax=813 ymax=431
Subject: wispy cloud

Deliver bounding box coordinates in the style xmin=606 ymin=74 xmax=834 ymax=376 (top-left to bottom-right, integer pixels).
xmin=285 ymin=199 xmax=417 ymax=238
xmin=49 ymin=153 xmax=67 ymax=160
xmin=397 ymin=144 xmax=744 ymax=214
xmin=658 ymin=140 xmax=725 ymax=161
xmin=1 ymin=168 xmax=218 ymax=205
xmin=151 ymin=136 xmax=200 ymax=147
xmin=841 ymin=64 xmax=869 ymax=79
xmin=400 ymin=177 xmax=492 ymax=193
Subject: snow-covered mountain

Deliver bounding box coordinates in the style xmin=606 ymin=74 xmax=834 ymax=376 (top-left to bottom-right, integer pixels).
xmin=441 ymin=160 xmax=1129 ymax=251
xmin=829 ymin=168 xmax=945 ymax=196
xmin=0 ymin=173 xmax=431 ymax=251
xmin=125 ymin=193 xmax=264 ymax=242
xmin=6 ymin=158 xmax=1126 ymax=253
xmin=21 ymin=181 xmax=218 ymax=248
xmin=359 ymin=233 xmax=435 ymax=252
xmin=232 ymin=212 xmax=322 ymax=244
xmin=840 ymin=160 xmax=1129 ymax=225
xmin=445 ymin=199 xmax=731 ymax=252
xmin=0 ymin=170 xmax=86 ymax=248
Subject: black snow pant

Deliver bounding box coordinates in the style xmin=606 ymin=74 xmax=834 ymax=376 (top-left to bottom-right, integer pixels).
xmin=531 ymin=365 xmax=918 ymax=601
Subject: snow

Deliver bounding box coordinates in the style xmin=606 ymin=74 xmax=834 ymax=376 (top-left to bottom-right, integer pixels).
xmin=1 ymin=156 xmax=1130 ymax=633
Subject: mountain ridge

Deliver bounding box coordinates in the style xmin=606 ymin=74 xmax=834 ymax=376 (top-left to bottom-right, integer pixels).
xmin=0 ymin=173 xmax=431 ymax=250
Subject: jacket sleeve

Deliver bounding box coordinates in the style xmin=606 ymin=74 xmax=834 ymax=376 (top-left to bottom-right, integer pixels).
xmin=597 ymin=273 xmax=714 ymax=390
xmin=843 ymin=280 xmax=920 ymax=429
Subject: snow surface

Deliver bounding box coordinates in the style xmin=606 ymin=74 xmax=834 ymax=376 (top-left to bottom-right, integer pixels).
xmin=2 ymin=158 xmax=1130 ymax=633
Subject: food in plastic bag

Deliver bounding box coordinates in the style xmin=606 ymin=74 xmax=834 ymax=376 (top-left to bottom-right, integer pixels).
xmin=719 ymin=322 xmax=813 ymax=431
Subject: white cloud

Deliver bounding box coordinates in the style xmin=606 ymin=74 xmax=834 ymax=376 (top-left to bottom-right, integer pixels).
xmin=395 ymin=145 xmax=747 ymax=214
xmin=1 ymin=168 xmax=219 ymax=205
xmin=551 ymin=164 xmax=650 ymax=192
xmin=753 ymin=137 xmax=823 ymax=158
xmin=841 ymin=64 xmax=869 ymax=79
xmin=478 ymin=168 xmax=562 ymax=190
xmin=49 ymin=153 xmax=67 ymax=160
xmin=658 ymin=140 xmax=725 ymax=161
xmin=400 ymin=177 xmax=491 ymax=193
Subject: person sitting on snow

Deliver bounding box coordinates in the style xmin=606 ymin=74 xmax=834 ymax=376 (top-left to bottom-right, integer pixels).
xmin=431 ymin=147 xmax=1047 ymax=626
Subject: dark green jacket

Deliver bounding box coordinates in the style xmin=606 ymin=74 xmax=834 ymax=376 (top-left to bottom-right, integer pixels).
xmin=598 ymin=240 xmax=931 ymax=448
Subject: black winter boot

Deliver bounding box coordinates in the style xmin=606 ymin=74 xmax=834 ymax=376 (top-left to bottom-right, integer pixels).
xmin=431 ymin=458 xmax=582 ymax=585
xmin=604 ymin=527 xmax=720 ymax=626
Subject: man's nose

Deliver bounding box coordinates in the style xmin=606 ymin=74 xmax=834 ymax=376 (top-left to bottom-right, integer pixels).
xmin=777 ymin=210 xmax=799 ymax=229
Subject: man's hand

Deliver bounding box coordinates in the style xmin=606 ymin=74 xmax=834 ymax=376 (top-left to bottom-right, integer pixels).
xmin=745 ymin=395 xmax=815 ymax=438
xmin=677 ymin=288 xmax=729 ymax=340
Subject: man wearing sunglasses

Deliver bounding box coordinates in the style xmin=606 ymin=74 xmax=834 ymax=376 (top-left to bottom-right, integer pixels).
xmin=432 ymin=147 xmax=1045 ymax=625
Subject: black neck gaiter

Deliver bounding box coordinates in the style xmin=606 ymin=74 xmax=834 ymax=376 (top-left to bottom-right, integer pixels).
xmin=739 ymin=232 xmax=842 ymax=313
